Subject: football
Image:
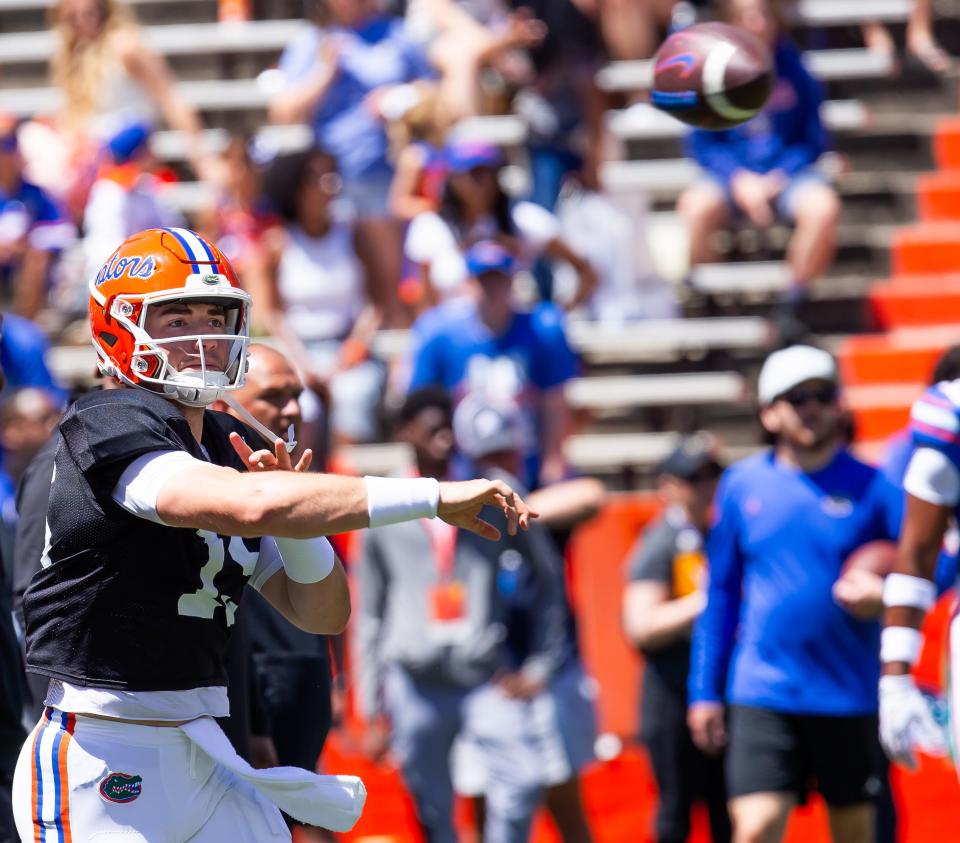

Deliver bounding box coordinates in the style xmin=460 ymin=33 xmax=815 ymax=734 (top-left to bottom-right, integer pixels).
xmin=842 ymin=540 xmax=898 ymax=578
xmin=651 ymin=22 xmax=774 ymax=130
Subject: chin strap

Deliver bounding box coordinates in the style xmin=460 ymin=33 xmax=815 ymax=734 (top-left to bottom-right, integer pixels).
xmin=221 ymin=394 xmax=298 ymax=454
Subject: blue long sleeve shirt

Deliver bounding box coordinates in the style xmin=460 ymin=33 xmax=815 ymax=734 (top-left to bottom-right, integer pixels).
xmin=689 ymin=448 xmax=902 ymax=715
xmin=685 ymin=39 xmax=829 ymax=186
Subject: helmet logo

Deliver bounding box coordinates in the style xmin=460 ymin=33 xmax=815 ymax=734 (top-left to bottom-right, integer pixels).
xmin=202 ymin=274 xmax=221 ymax=285
xmin=95 ymin=254 xmax=158 ymax=286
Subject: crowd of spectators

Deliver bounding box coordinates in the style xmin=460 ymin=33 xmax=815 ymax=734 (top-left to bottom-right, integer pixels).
xmin=0 ymin=0 xmax=956 ymax=840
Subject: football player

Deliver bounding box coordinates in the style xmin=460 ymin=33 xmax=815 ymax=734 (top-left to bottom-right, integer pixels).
xmin=878 ymin=383 xmax=955 ymax=769
xmin=11 ymin=227 xmax=533 ymax=842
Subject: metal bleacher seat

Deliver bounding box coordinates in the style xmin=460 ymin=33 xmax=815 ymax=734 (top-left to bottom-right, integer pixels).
xmin=0 ymin=18 xmax=304 ymax=65
xmin=565 ymin=371 xmax=746 ymax=410
xmin=605 ymin=100 xmax=869 ymax=145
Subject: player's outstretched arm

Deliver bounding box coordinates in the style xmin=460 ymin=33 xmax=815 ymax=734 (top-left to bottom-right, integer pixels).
xmin=155 ymin=463 xmax=535 ymax=539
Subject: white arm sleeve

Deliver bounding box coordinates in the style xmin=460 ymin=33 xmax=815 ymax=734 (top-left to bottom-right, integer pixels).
xmin=904 ymin=447 xmax=960 ymax=507
xmin=512 ymin=201 xmax=561 ymax=251
xmin=111 ymin=450 xmax=208 ymax=525
xmin=249 ymin=536 xmax=285 ymax=592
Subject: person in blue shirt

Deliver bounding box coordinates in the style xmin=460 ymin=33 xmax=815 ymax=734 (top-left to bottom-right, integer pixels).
xmin=408 ymin=240 xmax=577 ymax=488
xmin=676 ymin=0 xmax=839 ymax=333
xmin=0 ymin=314 xmax=62 ymax=400
xmin=0 ymin=116 xmax=74 ymax=320
xmin=688 ymin=345 xmax=902 ymax=843
xmin=269 ymin=0 xmax=433 ymax=307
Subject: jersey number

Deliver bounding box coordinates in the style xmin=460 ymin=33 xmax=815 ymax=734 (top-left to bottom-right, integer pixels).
xmin=177 ymin=531 xmax=258 ymax=626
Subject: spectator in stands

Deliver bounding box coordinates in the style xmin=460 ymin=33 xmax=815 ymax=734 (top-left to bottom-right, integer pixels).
xmin=0 ymin=343 xmax=23 ymax=843
xmin=269 ymin=0 xmax=433 ymax=308
xmin=196 ymin=134 xmax=281 ymax=332
xmin=688 ymin=345 xmax=901 ymax=843
xmin=862 ymin=0 xmax=952 ymax=75
xmin=623 ymin=434 xmax=730 ymax=843
xmin=260 ymin=147 xmax=391 ymax=446
xmin=0 ymin=116 xmax=74 ymax=321
xmin=403 ymin=0 xmax=546 ymax=119
xmin=356 ymin=386 xmax=564 ymax=843
xmin=452 ymin=394 xmax=600 ymax=843
xmin=404 ymin=140 xmax=597 ymax=308
xmin=42 ymin=0 xmax=216 ymax=215
xmin=80 ymin=120 xmax=184 ymax=282
xmin=408 ymin=240 xmax=577 ymax=487
xmin=676 ymin=0 xmax=839 ymax=336
xmin=508 ymin=0 xmax=606 ymax=216
xmin=0 ymin=314 xmax=63 ymax=400
xmin=214 ymin=344 xmax=335 ymax=843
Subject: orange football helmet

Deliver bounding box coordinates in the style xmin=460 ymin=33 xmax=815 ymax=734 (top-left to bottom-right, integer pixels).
xmin=89 ymin=227 xmax=252 ymax=407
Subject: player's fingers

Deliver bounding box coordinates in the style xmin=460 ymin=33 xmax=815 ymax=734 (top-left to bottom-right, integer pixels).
xmin=274 ymin=438 xmax=292 ymax=470
xmin=295 ymin=449 xmax=314 ymax=472
xmin=248 ymin=449 xmax=277 ymax=468
xmin=464 ymin=514 xmax=501 ymax=541
xmin=229 ymin=431 xmax=254 ymax=464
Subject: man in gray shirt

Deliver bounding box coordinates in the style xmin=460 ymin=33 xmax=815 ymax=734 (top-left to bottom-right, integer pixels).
xmin=356 ymin=387 xmax=566 ymax=843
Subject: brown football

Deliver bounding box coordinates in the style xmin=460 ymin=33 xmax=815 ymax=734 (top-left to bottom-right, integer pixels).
xmin=842 ymin=540 xmax=898 ymax=578
xmin=651 ymin=22 xmax=774 ymax=130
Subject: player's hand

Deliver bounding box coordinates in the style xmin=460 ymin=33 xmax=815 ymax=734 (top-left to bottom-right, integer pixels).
xmin=437 ymin=478 xmax=537 ymax=540
xmin=229 ymin=431 xmax=313 ymax=473
xmin=879 ymin=674 xmax=948 ymax=770
xmin=688 ymin=701 xmax=727 ymax=756
xmin=731 ymin=170 xmax=774 ymax=228
xmin=832 ymin=569 xmax=885 ymax=620
xmin=498 ymin=670 xmax=546 ymax=700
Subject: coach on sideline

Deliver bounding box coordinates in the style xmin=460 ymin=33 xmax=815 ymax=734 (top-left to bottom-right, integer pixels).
xmin=687 ymin=345 xmax=901 ymax=843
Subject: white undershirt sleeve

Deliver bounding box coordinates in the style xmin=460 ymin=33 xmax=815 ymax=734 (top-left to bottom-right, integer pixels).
xmin=112 ymin=450 xmax=207 ymax=525
xmin=249 ymin=536 xmax=285 ymax=592
xmin=903 ymin=446 xmax=960 ymax=507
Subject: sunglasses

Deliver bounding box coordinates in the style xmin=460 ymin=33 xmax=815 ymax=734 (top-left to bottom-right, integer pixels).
xmin=779 ymin=385 xmax=838 ymax=408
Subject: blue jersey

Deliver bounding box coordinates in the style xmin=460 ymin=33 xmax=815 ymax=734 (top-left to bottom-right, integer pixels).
xmin=409 ymin=300 xmax=577 ymax=486
xmin=884 ymin=425 xmax=958 ymax=592
xmin=689 ymin=449 xmax=902 ymax=715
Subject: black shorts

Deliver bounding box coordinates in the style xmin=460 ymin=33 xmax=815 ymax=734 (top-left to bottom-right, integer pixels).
xmin=726 ymin=705 xmax=885 ymax=807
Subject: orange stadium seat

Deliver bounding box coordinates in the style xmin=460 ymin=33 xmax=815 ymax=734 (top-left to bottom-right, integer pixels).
xmin=917 ymin=171 xmax=960 ymax=221
xmin=891 ymin=222 xmax=960 ymax=275
xmin=933 ymin=115 xmax=960 ymax=170
xmin=838 ymin=331 xmax=953 ymax=385
xmin=870 ymin=277 xmax=960 ymax=328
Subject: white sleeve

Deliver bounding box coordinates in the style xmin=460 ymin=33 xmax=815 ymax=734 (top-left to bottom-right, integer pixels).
xmin=904 ymin=447 xmax=960 ymax=506
xmin=511 ymin=201 xmax=561 ymax=251
xmin=111 ymin=450 xmax=207 ymax=525
xmin=249 ymin=536 xmax=285 ymax=592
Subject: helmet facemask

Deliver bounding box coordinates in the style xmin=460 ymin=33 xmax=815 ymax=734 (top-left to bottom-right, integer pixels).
xmin=101 ymin=288 xmax=251 ymax=407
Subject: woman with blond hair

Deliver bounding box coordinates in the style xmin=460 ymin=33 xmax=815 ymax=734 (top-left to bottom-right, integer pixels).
xmin=37 ymin=0 xmax=216 ymax=214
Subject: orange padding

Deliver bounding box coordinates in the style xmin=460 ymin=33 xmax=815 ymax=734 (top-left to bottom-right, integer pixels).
xmin=837 ymin=325 xmax=960 ymax=386
xmin=870 ymin=277 xmax=960 ymax=328
xmin=917 ymin=171 xmax=960 ymax=221
xmin=891 ymin=223 xmax=960 ymax=275
xmin=933 ymin=115 xmax=960 ymax=170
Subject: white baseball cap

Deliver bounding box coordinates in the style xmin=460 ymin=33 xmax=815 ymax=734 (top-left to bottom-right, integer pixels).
xmin=757 ymin=345 xmax=838 ymax=405
xmin=453 ymin=394 xmax=524 ymax=459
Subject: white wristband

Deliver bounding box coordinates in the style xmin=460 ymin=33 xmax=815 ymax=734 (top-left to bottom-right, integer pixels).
xmin=276 ymin=535 xmax=336 ymax=584
xmin=880 ymin=626 xmax=924 ymax=665
xmin=883 ymin=573 xmax=936 ymax=612
xmin=364 ymin=476 xmax=440 ymax=528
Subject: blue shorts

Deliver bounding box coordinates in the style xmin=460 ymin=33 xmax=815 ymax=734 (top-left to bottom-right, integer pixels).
xmin=705 ymin=167 xmax=829 ymax=224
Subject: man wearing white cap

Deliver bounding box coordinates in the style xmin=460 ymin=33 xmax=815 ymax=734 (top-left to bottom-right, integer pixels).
xmin=687 ymin=345 xmax=902 ymax=843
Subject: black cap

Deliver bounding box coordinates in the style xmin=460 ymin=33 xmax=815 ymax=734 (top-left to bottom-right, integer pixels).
xmin=658 ymin=433 xmax=722 ymax=481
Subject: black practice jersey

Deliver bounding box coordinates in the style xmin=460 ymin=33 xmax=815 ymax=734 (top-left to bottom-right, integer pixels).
xmin=23 ymin=388 xmax=263 ymax=692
